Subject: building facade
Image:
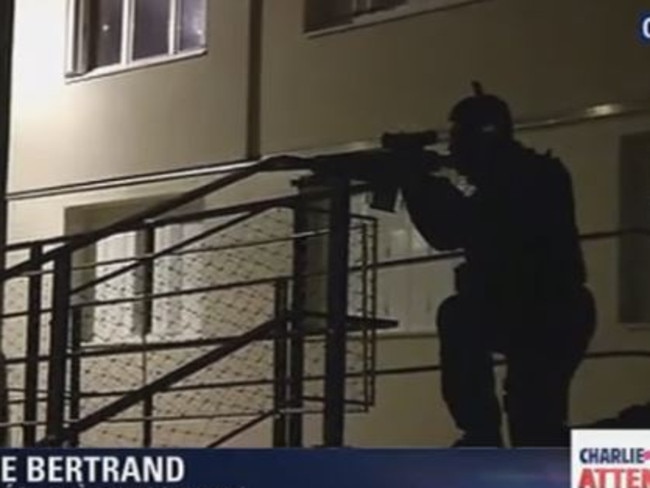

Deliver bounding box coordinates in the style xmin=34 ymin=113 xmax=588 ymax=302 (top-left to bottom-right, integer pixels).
xmin=7 ymin=0 xmax=650 ymax=446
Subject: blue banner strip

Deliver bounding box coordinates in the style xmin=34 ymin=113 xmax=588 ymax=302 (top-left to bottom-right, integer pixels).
xmin=0 ymin=448 xmax=570 ymax=488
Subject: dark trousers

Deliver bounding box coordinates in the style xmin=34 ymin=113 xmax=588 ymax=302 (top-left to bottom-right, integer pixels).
xmin=436 ymin=287 xmax=596 ymax=446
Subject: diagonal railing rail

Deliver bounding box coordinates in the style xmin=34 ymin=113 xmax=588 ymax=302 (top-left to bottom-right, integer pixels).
xmin=3 ymin=160 xmax=269 ymax=281
xmin=36 ymin=315 xmax=288 ymax=446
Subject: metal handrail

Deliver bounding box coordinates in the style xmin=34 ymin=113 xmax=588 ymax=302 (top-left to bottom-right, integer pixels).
xmin=37 ymin=314 xmax=288 ymax=446
xmin=5 ymin=349 xmax=649 ymax=407
xmin=3 ymin=161 xmax=268 ymax=281
xmin=5 ymin=179 xmax=636 ymax=283
xmin=0 ymin=226 xmax=639 ymax=322
xmin=4 ymin=184 xmax=371 ymax=254
xmin=0 ymin=232 xmax=376 ymax=322
xmin=1 ymin=167 xmax=376 ymax=446
xmin=69 ymin=208 xmax=268 ymax=298
xmin=0 ymin=313 xmax=395 ymax=367
xmin=207 ymin=411 xmax=277 ymax=448
xmin=9 ymin=226 xmax=347 ymax=279
xmin=8 ymin=218 xmax=637 ymax=279
xmin=4 ymin=157 xmax=645 ymax=447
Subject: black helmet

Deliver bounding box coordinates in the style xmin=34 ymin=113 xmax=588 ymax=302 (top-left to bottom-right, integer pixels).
xmin=449 ymin=82 xmax=513 ymax=138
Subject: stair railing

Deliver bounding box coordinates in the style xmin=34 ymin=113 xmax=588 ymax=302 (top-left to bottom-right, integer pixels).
xmin=1 ymin=170 xmax=383 ymax=448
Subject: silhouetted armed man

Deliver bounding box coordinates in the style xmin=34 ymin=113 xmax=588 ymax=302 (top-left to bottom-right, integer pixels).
xmin=400 ymin=86 xmax=596 ymax=447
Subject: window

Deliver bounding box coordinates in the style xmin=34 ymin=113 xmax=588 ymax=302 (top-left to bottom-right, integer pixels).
xmin=66 ymin=198 xmax=206 ymax=345
xmin=91 ymin=223 xmax=206 ymax=344
xmin=304 ymin=0 xmax=483 ymax=33
xmin=67 ymin=0 xmax=207 ymax=78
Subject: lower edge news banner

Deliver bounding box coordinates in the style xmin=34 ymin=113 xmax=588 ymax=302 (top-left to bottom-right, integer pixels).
xmin=0 ymin=448 xmax=571 ymax=488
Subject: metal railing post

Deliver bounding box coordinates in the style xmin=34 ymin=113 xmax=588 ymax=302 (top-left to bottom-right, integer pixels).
xmin=272 ymin=279 xmax=289 ymax=447
xmin=360 ymin=222 xmax=371 ymax=411
xmin=323 ymin=176 xmax=351 ymax=447
xmin=141 ymin=227 xmax=155 ymax=447
xmin=369 ymin=218 xmax=379 ymax=405
xmin=0 ymin=0 xmax=15 ymax=448
xmin=23 ymin=244 xmax=43 ymax=446
xmin=68 ymin=308 xmax=82 ymax=447
xmin=46 ymin=252 xmax=72 ymax=444
xmin=288 ymin=193 xmax=308 ymax=446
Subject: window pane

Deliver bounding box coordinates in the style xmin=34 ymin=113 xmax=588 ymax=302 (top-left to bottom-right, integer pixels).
xmin=133 ymin=0 xmax=171 ymax=60
xmin=179 ymin=0 xmax=207 ymax=51
xmin=89 ymin=0 xmax=124 ymax=68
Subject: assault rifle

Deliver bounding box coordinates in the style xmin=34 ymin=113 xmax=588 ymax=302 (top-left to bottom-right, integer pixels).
xmin=264 ymin=130 xmax=448 ymax=212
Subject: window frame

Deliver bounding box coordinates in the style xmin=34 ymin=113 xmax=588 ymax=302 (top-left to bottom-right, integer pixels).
xmin=304 ymin=0 xmax=489 ymax=36
xmin=66 ymin=196 xmax=207 ymax=346
xmin=65 ymin=0 xmax=208 ymax=82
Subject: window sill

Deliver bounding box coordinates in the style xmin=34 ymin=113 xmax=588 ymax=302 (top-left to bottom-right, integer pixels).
xmin=65 ymin=47 xmax=208 ymax=84
xmin=305 ymin=0 xmax=490 ymax=39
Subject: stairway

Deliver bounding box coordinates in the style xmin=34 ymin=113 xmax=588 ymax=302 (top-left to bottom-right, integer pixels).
xmin=0 ymin=164 xmax=387 ymax=448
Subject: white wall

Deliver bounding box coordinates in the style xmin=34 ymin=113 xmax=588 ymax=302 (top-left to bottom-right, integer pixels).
xmin=9 ymin=0 xmax=250 ymax=192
